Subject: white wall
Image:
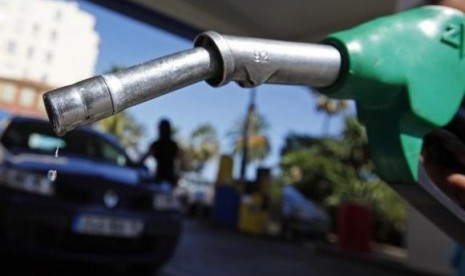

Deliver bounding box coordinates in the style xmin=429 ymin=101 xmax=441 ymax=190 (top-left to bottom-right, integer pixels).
xmin=0 ymin=0 xmax=99 ymax=87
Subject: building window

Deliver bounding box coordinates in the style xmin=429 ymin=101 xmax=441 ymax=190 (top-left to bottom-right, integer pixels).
xmin=19 ymin=87 xmax=36 ymax=108
xmin=55 ymin=10 xmax=62 ymax=21
xmin=0 ymin=83 xmax=16 ymax=103
xmin=32 ymin=23 xmax=39 ymax=35
xmin=7 ymin=41 xmax=16 ymax=54
xmin=45 ymin=52 xmax=53 ymax=63
xmin=50 ymin=30 xmax=57 ymax=42
xmin=27 ymin=47 xmax=34 ymax=59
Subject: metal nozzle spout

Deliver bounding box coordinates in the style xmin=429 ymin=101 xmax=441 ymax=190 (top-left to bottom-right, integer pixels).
xmin=44 ymin=47 xmax=220 ymax=136
xmin=43 ymin=31 xmax=341 ymax=136
xmin=43 ymin=76 xmax=114 ymax=136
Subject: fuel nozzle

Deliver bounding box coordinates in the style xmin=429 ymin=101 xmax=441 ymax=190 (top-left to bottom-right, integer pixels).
xmin=43 ymin=31 xmax=341 ymax=136
xmin=43 ymin=6 xmax=465 ymax=183
xmin=43 ymin=6 xmax=465 ymax=244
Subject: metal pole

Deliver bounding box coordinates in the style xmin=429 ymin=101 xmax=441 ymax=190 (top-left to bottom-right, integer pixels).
xmin=239 ymin=88 xmax=257 ymax=181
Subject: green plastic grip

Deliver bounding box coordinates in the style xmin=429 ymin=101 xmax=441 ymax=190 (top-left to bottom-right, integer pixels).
xmin=320 ymin=6 xmax=465 ymax=183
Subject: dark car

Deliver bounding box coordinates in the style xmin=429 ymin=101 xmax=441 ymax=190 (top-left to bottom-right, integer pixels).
xmin=0 ymin=114 xmax=182 ymax=273
xmin=281 ymin=185 xmax=329 ymax=240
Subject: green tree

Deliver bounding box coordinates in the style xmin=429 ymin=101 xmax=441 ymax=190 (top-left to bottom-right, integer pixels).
xmin=280 ymin=117 xmax=406 ymax=244
xmin=314 ymin=93 xmax=349 ymax=135
xmin=182 ymin=124 xmax=219 ymax=173
xmin=96 ymin=111 xmax=144 ymax=154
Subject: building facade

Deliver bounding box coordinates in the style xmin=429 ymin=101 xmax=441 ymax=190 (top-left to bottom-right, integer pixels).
xmin=0 ymin=77 xmax=53 ymax=118
xmin=0 ymin=0 xmax=99 ymax=117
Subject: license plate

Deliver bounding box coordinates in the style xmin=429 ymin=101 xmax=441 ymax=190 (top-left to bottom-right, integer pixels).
xmin=72 ymin=214 xmax=144 ymax=238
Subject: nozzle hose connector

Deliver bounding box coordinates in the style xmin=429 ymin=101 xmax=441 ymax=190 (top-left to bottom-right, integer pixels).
xmin=43 ymin=31 xmax=341 ymax=136
xmin=195 ymin=31 xmax=341 ymax=88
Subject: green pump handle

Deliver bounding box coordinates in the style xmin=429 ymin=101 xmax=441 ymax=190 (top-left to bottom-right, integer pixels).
xmin=320 ymin=6 xmax=465 ymax=184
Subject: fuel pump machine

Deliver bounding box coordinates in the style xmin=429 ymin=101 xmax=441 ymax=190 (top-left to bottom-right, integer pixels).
xmin=43 ymin=6 xmax=465 ymax=244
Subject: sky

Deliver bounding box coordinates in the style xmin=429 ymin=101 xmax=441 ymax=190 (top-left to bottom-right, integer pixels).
xmin=75 ymin=0 xmax=352 ymax=180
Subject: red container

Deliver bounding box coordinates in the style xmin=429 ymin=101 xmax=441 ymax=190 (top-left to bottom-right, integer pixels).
xmin=338 ymin=202 xmax=373 ymax=253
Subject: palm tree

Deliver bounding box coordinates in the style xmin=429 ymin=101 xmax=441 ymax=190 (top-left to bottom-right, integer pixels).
xmin=228 ymin=91 xmax=271 ymax=179
xmin=96 ymin=111 xmax=144 ymax=154
xmin=183 ymin=124 xmax=219 ymax=173
xmin=314 ymin=93 xmax=349 ymax=135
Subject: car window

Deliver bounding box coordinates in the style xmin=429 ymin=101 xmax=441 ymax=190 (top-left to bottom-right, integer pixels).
xmin=0 ymin=110 xmax=10 ymax=121
xmin=1 ymin=119 xmax=128 ymax=166
xmin=29 ymin=133 xmax=66 ymax=151
xmin=99 ymin=139 xmax=127 ymax=166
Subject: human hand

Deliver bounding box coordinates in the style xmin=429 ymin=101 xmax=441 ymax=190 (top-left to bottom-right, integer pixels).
xmin=422 ymin=129 xmax=465 ymax=206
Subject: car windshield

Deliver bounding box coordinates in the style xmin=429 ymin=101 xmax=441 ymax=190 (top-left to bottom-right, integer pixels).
xmin=1 ymin=119 xmax=129 ymax=166
xmin=0 ymin=110 xmax=10 ymax=121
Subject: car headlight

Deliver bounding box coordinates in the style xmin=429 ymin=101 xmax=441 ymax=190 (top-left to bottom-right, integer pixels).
xmin=153 ymin=193 xmax=179 ymax=211
xmin=0 ymin=168 xmax=54 ymax=196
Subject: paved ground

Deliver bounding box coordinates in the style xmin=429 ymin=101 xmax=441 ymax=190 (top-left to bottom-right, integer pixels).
xmin=0 ymin=218 xmax=434 ymax=275
xmin=161 ymin=219 xmax=431 ymax=276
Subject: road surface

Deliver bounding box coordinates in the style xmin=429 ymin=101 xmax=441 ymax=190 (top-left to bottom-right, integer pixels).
xmin=161 ymin=219 xmax=430 ymax=276
xmin=0 ymin=218 xmax=434 ymax=275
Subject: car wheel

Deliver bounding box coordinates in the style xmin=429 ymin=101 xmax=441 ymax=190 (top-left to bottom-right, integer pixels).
xmin=179 ymin=196 xmax=189 ymax=212
xmin=188 ymin=204 xmax=197 ymax=216
xmin=282 ymin=226 xmax=295 ymax=240
xmin=201 ymin=206 xmax=212 ymax=218
xmin=113 ymin=264 xmax=160 ymax=276
xmin=132 ymin=264 xmax=160 ymax=276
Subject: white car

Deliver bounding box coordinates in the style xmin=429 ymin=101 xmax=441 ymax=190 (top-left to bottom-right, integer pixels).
xmin=175 ymin=173 xmax=214 ymax=216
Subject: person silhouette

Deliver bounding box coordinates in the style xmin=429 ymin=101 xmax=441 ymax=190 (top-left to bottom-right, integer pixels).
xmin=140 ymin=119 xmax=180 ymax=187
